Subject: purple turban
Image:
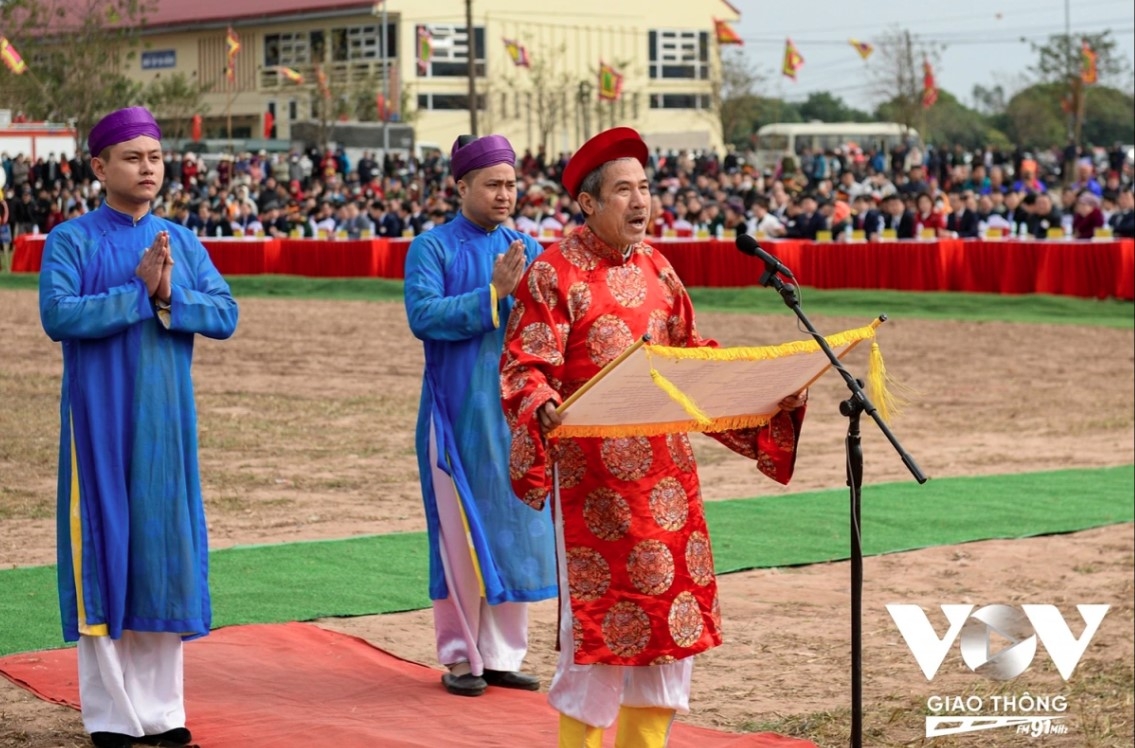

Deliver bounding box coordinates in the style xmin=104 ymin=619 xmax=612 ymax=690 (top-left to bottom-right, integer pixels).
xmin=88 ymin=106 xmax=162 ymax=156
xmin=449 ymin=134 xmax=515 ymax=181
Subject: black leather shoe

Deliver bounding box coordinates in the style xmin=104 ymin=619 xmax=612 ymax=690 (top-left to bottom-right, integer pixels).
xmin=441 ymin=671 xmax=487 ymax=696
xmin=483 ymin=669 xmax=540 ymax=691
xmin=91 ymin=733 xmax=136 ymax=748
xmin=137 ymin=728 xmax=193 ymax=746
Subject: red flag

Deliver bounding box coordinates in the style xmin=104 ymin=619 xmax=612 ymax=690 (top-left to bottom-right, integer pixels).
xmin=849 ymin=39 xmax=874 ymax=60
xmin=264 ymin=111 xmax=275 ymax=139
xmin=0 ymin=36 xmax=28 ymax=75
xmin=782 ymin=38 xmax=804 ymax=81
xmin=225 ymin=27 xmax=240 ymax=82
xmin=714 ymin=20 xmax=743 ymax=46
xmin=598 ymin=61 xmax=623 ymax=101
xmin=376 ymin=93 xmax=386 ymax=122
xmin=191 ymin=114 xmax=203 ymax=142
xmin=921 ymin=58 xmax=938 ymax=109
xmin=1080 ymin=39 xmax=1098 ymax=85
xmin=503 ymin=38 xmax=531 ymax=67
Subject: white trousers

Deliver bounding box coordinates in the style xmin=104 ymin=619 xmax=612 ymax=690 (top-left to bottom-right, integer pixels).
xmin=429 ymin=423 xmax=529 ymax=676
xmin=77 ymin=631 xmax=185 ymax=737
xmin=547 ymin=473 xmax=693 ymax=729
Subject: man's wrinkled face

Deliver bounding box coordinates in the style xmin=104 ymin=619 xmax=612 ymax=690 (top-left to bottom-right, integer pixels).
xmin=581 ymin=159 xmax=651 ymax=248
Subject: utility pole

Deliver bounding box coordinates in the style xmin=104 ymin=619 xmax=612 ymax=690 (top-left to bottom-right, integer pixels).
xmin=466 ymin=0 xmax=478 ymax=136
xmin=376 ymin=1 xmax=390 ymax=159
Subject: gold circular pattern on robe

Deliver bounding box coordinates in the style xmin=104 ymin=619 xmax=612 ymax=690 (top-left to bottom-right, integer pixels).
xmin=505 ymin=300 xmax=525 ymax=339
xmin=562 ymin=240 xmax=601 ymax=271
xmin=668 ymin=591 xmax=705 ymax=648
xmin=586 ymin=314 xmax=634 ymax=368
xmin=602 ymin=601 xmax=652 ymax=658
xmin=649 ymin=477 xmax=689 ymax=531
xmin=665 ymin=433 xmax=696 ymax=474
xmin=627 ymin=539 xmax=676 ymax=596
xmin=526 ymin=260 xmax=560 ymax=310
xmin=508 ymin=426 xmax=536 ymax=481
xmin=582 ymin=487 xmax=632 ymax=541
xmin=657 ymin=267 xmax=679 ymax=306
xmin=685 ymin=530 xmax=715 ymax=587
xmin=606 ymin=264 xmax=648 ymax=308
xmin=520 ymin=321 xmax=564 ymax=366
xmin=646 ymin=309 xmax=671 ymax=346
xmin=567 ymin=281 xmax=592 ymax=321
xmin=599 ymin=436 xmax=653 ymax=482
xmin=553 ymin=438 xmax=587 ymax=489
xmin=566 ymin=547 xmax=611 ymax=601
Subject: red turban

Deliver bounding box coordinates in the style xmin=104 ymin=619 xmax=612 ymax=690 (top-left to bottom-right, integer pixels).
xmin=561 ymin=127 xmax=649 ymax=199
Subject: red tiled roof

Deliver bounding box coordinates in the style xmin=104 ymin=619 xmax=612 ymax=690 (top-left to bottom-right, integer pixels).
xmin=143 ymin=0 xmax=377 ymax=28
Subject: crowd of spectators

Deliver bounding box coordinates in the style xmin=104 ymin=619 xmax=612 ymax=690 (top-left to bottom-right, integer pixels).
xmin=3 ymin=136 xmax=1133 ymax=254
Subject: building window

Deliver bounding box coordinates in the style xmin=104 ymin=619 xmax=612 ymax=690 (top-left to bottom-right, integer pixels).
xmin=648 ymin=30 xmax=709 ymax=80
xmin=265 ymin=31 xmax=322 ymax=67
xmin=417 ymin=93 xmax=486 ymax=111
xmin=649 ymin=93 xmax=711 ymax=110
xmin=417 ymin=25 xmax=485 ymax=78
xmin=331 ymin=24 xmax=396 ymax=62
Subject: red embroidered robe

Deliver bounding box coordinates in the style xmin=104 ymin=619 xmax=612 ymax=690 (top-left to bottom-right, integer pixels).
xmin=501 ymin=225 xmax=804 ymax=666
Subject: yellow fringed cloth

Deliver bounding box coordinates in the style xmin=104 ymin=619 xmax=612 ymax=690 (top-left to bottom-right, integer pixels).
xmin=554 ymin=317 xmax=897 ymax=438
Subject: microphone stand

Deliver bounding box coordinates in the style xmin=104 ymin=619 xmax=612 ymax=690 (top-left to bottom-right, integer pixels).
xmin=756 ymin=265 xmax=927 ymax=748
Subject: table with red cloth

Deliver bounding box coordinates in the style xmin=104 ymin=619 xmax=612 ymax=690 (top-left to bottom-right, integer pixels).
xmin=9 ymin=233 xmax=1133 ymax=300
xmin=10 ymin=234 xmax=282 ymax=276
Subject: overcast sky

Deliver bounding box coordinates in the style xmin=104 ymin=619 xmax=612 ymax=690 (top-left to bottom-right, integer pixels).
xmin=730 ymin=0 xmax=1135 ymax=112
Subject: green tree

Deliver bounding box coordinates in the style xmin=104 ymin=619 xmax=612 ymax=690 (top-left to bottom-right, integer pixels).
xmin=143 ymin=72 xmax=211 ymax=143
xmin=1029 ymin=31 xmax=1131 ymax=147
xmin=868 ymin=26 xmax=942 ymax=136
xmin=0 ymin=0 xmax=153 ymax=151
xmin=1002 ymin=82 xmax=1066 ymax=149
xmin=901 ymin=89 xmax=1011 ymax=151
xmin=797 ymin=91 xmax=871 ymax=123
xmin=710 ymin=47 xmax=765 ymax=148
xmin=1080 ymin=86 xmax=1135 ymax=149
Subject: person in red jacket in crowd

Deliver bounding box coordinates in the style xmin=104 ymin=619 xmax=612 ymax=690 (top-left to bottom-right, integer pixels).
xmin=913 ymin=192 xmax=946 ymax=237
xmin=1071 ymin=191 xmax=1105 ymax=239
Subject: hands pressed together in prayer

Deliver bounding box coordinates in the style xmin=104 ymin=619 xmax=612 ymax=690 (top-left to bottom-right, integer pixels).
xmin=136 ymin=231 xmax=174 ymax=304
xmin=491 ymin=239 xmax=527 ymax=297
xmin=535 ymin=389 xmax=808 ymax=437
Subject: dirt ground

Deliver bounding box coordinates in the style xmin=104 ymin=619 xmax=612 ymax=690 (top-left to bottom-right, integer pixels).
xmin=0 ymin=288 xmax=1132 ymax=747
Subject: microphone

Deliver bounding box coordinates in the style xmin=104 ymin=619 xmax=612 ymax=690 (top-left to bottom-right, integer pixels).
xmin=735 ymin=233 xmax=795 ymax=279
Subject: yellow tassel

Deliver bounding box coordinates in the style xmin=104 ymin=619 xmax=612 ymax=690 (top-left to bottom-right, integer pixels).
xmin=648 ymin=320 xmax=882 ymax=364
xmin=649 ymin=366 xmax=713 ymax=427
xmin=555 ymin=412 xmax=773 ymax=439
xmin=867 ymin=340 xmax=906 ymax=424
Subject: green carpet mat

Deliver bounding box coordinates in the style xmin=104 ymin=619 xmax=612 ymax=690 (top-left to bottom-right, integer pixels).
xmin=1 ymin=466 xmax=1131 ymax=656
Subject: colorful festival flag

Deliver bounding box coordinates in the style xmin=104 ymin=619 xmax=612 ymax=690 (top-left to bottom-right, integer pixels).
xmin=277 ymin=66 xmax=304 ymax=84
xmin=417 ymin=27 xmax=432 ymax=74
xmin=849 ymin=39 xmax=874 ymax=60
xmin=782 ymin=38 xmax=804 ymax=81
xmin=0 ymin=36 xmax=28 ymax=75
xmin=315 ymin=64 xmax=331 ymax=100
xmin=1080 ymin=39 xmax=1098 ymax=85
xmin=225 ymin=27 xmax=241 ymax=82
xmin=921 ymin=58 xmax=938 ymax=109
xmin=714 ymin=19 xmax=743 ymax=46
xmin=598 ymin=61 xmax=623 ymax=101
xmin=503 ymin=38 xmax=530 ymax=67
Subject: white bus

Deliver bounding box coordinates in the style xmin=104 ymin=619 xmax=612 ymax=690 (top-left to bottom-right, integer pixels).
xmin=753 ymin=122 xmax=921 ymax=173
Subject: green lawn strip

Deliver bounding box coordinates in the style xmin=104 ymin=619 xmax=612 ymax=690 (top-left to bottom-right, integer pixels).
xmin=2 ymin=466 xmax=1130 ymax=657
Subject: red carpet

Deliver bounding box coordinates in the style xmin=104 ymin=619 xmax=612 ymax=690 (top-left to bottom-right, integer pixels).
xmin=0 ymin=622 xmax=816 ymax=747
